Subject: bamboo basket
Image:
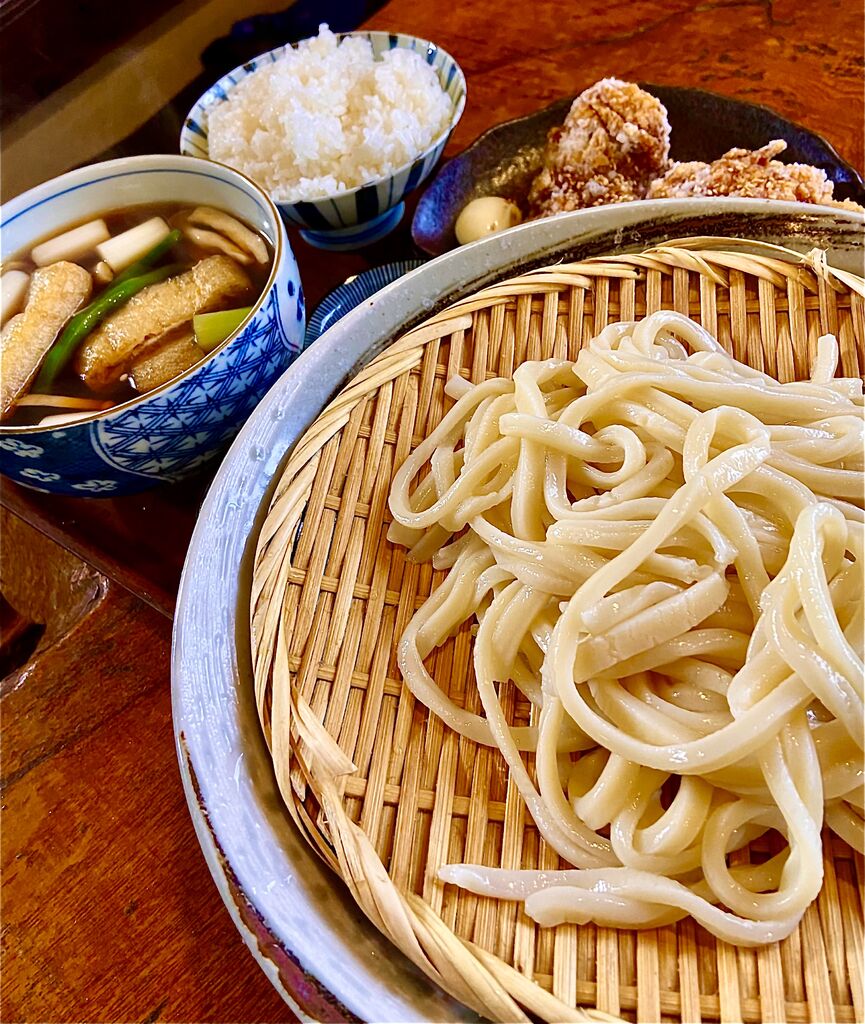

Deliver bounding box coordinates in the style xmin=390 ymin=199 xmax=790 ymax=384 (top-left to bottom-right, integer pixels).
xmin=250 ymin=238 xmax=865 ymax=1024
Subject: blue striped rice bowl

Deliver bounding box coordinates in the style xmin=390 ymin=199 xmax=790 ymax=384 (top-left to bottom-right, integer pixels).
xmin=180 ymin=32 xmax=466 ymax=251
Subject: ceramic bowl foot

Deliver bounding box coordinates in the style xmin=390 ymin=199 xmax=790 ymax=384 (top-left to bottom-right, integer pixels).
xmin=298 ymin=203 xmax=405 ymax=251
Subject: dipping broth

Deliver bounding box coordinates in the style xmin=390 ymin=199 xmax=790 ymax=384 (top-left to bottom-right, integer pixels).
xmin=1 ymin=201 xmax=273 ymax=428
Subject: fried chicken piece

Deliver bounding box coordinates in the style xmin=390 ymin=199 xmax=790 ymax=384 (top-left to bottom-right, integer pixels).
xmin=647 ymin=139 xmax=862 ymax=209
xmin=645 ymin=160 xmax=711 ymax=199
xmin=529 ymin=167 xmax=644 ymax=213
xmin=529 ymin=78 xmax=671 ymax=216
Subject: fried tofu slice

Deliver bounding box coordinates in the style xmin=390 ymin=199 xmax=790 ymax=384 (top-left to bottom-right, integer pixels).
xmin=129 ymin=331 xmax=205 ymax=393
xmin=75 ymin=255 xmax=251 ymax=392
xmin=0 ymin=261 xmax=92 ymax=420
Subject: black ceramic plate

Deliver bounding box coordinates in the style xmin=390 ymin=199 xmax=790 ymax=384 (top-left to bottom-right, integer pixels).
xmin=412 ymin=84 xmax=865 ymax=256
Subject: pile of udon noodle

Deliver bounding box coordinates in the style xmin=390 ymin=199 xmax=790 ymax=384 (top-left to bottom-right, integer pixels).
xmin=387 ymin=310 xmax=864 ymax=946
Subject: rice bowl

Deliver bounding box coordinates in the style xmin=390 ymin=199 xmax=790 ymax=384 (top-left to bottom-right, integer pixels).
xmin=206 ymin=26 xmax=453 ymax=204
xmin=182 ymin=30 xmax=465 ymax=249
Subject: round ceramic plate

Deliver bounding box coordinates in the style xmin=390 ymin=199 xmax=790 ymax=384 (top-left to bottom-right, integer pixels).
xmin=412 ymin=84 xmax=865 ymax=255
xmin=306 ymin=260 xmax=426 ymax=343
xmin=172 ymin=199 xmax=864 ymax=1022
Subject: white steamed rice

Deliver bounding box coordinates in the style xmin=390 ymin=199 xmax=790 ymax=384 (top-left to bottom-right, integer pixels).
xmin=206 ymin=26 xmax=453 ymax=203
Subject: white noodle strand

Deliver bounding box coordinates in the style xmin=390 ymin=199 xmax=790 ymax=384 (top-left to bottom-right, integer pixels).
xmin=388 ymin=315 xmax=864 ymax=945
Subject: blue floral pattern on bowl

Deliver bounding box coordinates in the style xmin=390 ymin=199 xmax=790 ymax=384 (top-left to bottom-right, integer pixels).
xmin=0 ymin=438 xmax=44 ymax=458
xmin=0 ymin=155 xmax=306 ymax=497
xmin=180 ymin=31 xmax=466 ymax=251
xmin=91 ymin=286 xmax=299 ymax=481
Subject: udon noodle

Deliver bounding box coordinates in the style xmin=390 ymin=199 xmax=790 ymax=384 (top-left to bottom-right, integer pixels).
xmin=386 ymin=310 xmax=864 ymax=946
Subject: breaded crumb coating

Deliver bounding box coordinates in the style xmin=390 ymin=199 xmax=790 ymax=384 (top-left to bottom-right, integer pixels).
xmin=527 ymin=82 xmax=864 ymax=216
xmin=647 ymin=139 xmax=857 ymax=207
xmin=529 ymin=78 xmax=671 ymax=216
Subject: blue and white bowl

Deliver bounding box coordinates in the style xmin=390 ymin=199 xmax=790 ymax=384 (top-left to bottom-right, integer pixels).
xmin=306 ymin=260 xmax=425 ymax=343
xmin=180 ymin=31 xmax=466 ymax=251
xmin=0 ymin=154 xmax=306 ymax=497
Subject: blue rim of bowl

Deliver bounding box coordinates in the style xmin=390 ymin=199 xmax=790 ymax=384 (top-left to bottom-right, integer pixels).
xmin=306 ymin=259 xmax=426 ymax=343
xmin=179 ymin=30 xmax=467 ymax=205
xmin=0 ymin=155 xmax=286 ymax=435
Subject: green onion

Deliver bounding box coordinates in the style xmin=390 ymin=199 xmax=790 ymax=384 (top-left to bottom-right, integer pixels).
xmin=193 ymin=306 xmax=254 ymax=353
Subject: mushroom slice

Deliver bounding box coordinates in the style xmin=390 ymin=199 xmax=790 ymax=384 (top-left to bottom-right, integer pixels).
xmin=188 ymin=206 xmax=269 ymax=264
xmin=183 ymin=224 xmax=253 ymax=265
xmin=94 ymin=261 xmax=114 ymax=284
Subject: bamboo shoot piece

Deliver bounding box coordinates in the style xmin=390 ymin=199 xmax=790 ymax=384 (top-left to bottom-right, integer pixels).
xmin=188 ymin=208 xmax=268 ymax=263
xmin=193 ymin=306 xmax=253 ymax=352
xmin=31 ymin=219 xmax=110 ymax=267
xmin=183 ymin=224 xmax=252 ymax=264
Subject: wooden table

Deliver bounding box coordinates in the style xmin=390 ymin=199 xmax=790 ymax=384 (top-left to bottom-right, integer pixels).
xmin=2 ymin=0 xmax=862 ymax=1020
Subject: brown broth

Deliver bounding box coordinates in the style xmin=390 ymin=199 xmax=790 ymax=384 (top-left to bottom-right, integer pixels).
xmin=3 ymin=201 xmax=273 ymax=427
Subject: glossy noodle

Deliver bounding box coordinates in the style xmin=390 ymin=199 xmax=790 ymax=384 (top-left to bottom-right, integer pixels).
xmin=386 ymin=310 xmax=864 ymax=946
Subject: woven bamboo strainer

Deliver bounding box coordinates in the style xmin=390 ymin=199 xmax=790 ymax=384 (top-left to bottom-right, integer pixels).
xmin=250 ymin=237 xmax=864 ymax=1024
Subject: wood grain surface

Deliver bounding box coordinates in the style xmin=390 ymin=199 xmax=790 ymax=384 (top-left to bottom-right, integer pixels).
xmin=380 ymin=0 xmax=864 ymax=174
xmin=0 ymin=0 xmax=862 ymax=1021
xmin=0 ymin=511 xmax=291 ymax=1024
